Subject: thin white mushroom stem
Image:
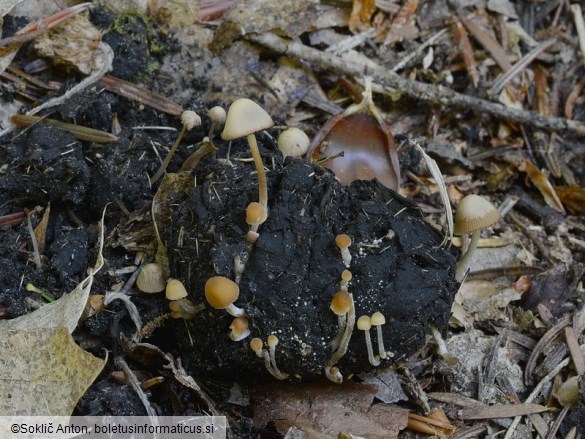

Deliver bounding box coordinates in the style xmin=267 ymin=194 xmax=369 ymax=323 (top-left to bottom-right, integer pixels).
xmin=267 ymin=336 xmax=289 ymax=380
xmin=246 ymin=133 xmax=268 ymax=210
xmin=330 ymin=314 xmax=347 ymax=352
xmin=375 ymin=324 xmax=386 ymax=360
xmin=455 ymin=230 xmax=480 ymax=281
xmin=363 ymin=327 xmax=380 ymax=366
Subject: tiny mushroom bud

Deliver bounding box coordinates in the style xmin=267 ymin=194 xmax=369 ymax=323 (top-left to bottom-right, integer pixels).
xmin=250 ymin=337 xmax=264 ymax=357
xmin=335 ymin=233 xmax=352 ymax=267
xmin=370 ymin=311 xmax=387 ymax=360
xmin=340 ymin=269 xmax=352 ymax=290
xmin=246 ymin=201 xmax=268 ymax=237
xmin=278 ymin=127 xmax=310 ymax=158
xmin=136 ymin=263 xmax=166 ymax=293
xmin=181 ymin=110 xmax=202 ymax=130
xmin=267 ymin=335 xmax=289 ymax=380
xmin=326 ymin=286 xmax=356 ymax=380
xmin=454 ymin=194 xmax=500 ymax=281
xmin=357 ymin=315 xmax=380 ymax=366
xmin=204 ymin=276 xmax=245 ymax=317
xmin=207 ymin=106 xmax=226 ymax=146
xmin=165 ymin=278 xmax=188 ymax=301
xmin=221 ymin=98 xmax=274 ymax=210
xmin=324 ymin=366 xmax=343 ymax=384
xmin=229 ymin=317 xmax=251 ymax=341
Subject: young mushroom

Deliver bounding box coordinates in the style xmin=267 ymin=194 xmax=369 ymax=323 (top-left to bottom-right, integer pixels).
xmin=370 ymin=311 xmax=387 ymax=360
xmin=136 ymin=263 xmax=166 ymax=293
xmin=221 ymin=98 xmax=274 ymax=211
xmin=357 ymin=315 xmax=380 ymax=366
xmin=277 ymin=127 xmax=310 ymax=158
xmin=335 ymin=234 xmax=352 ymax=267
xmin=250 ymin=337 xmax=287 ymax=380
xmin=454 ymin=194 xmax=501 ymax=281
xmin=150 ymin=110 xmax=201 ymax=185
xmin=165 ymin=278 xmax=188 ymax=301
xmin=229 ymin=317 xmax=251 ymax=341
xmin=340 ymin=269 xmax=352 ymax=291
xmin=207 ymin=106 xmax=226 ymax=147
xmin=330 ymin=289 xmax=352 ymax=352
xmin=325 ymin=285 xmax=356 ymax=382
xmin=245 ymin=201 xmax=268 ymax=242
xmin=166 ymin=278 xmax=202 ymax=319
xmin=204 ymin=276 xmax=245 ymax=317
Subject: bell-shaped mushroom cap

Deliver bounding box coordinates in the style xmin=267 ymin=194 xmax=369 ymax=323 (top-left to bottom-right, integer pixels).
xmin=454 ymin=194 xmax=500 ymax=235
xmin=246 ymin=202 xmax=268 ymax=226
xmin=166 ymin=278 xmax=188 ymax=300
xmin=357 ymin=315 xmax=372 ymax=331
xmin=371 ymin=311 xmax=386 ymax=326
xmin=136 ymin=263 xmax=166 ymax=293
xmin=330 ymin=290 xmax=351 ymax=316
xmin=205 ymin=276 xmax=239 ymax=309
xmin=221 ymin=98 xmax=274 ymax=140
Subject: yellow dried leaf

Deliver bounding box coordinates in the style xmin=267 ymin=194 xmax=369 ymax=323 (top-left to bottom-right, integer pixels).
xmin=518 ymin=160 xmax=565 ymax=213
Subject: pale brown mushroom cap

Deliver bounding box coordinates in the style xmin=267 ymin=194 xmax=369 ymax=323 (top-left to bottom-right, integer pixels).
xmin=208 ymin=106 xmax=226 ymax=124
xmin=165 ymin=278 xmax=188 ymax=300
xmin=278 ymin=127 xmax=310 ymax=158
xmin=267 ymin=334 xmax=279 ymax=347
xmin=246 ymin=202 xmax=268 ymax=226
xmin=136 ymin=263 xmax=166 ymax=293
xmin=250 ymin=337 xmax=263 ymax=352
xmin=454 ymin=194 xmax=500 ymax=235
xmin=335 ymin=233 xmax=352 ymax=250
xmin=205 ymin=276 xmax=239 ymax=309
xmin=371 ymin=311 xmax=386 ymax=326
xmin=180 ymin=110 xmax=201 ymax=130
xmin=220 ymin=98 xmax=274 ymax=140
xmin=341 ymin=270 xmax=352 ymax=283
xmin=330 ymin=290 xmax=351 ymax=315
xmin=357 ymin=315 xmax=372 ymax=331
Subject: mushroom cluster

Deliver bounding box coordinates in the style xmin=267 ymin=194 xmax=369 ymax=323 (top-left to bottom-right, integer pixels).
xmin=164 ymin=102 xmax=458 ymax=381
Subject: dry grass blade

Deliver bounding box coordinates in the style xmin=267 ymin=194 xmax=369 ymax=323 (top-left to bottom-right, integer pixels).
xmin=0 ymin=3 xmax=92 ymax=50
xmin=517 ymin=159 xmax=565 ymax=213
xmin=452 ymin=18 xmax=478 ymax=88
xmin=524 ymin=315 xmax=570 ymax=386
xmin=489 ymin=39 xmax=557 ymax=95
xmin=460 ymin=403 xmax=549 ymax=420
xmin=408 ymin=139 xmax=453 ymax=247
xmin=572 ymin=4 xmax=585 ymax=67
xmin=99 ymin=75 xmax=184 ymax=116
xmin=11 ymin=114 xmax=119 ymax=143
xmin=564 ymin=326 xmax=585 ymax=375
xmin=408 ymin=410 xmax=454 ymax=437
xmin=458 ymin=15 xmax=512 ymax=72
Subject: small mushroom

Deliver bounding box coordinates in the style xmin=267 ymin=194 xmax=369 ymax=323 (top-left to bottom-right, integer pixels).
xmin=335 ymin=233 xmax=352 ymax=267
xmin=245 ymin=201 xmax=268 ymax=241
xmin=454 ymin=194 xmax=500 ymax=281
xmin=221 ymin=98 xmax=274 ymax=211
xmin=277 ymin=127 xmax=310 ymax=158
xmin=204 ymin=276 xmax=245 ymax=317
xmin=357 ymin=315 xmax=380 ymax=366
xmin=267 ymin=335 xmax=289 ymax=380
xmin=250 ymin=337 xmax=264 ymax=357
xmin=330 ymin=289 xmax=352 ymax=351
xmin=326 ymin=286 xmax=356 ymax=382
xmin=229 ymin=317 xmax=251 ymax=341
xmin=207 ymin=105 xmax=226 ymax=146
xmin=150 ymin=110 xmax=201 ymax=185
xmin=136 ymin=263 xmax=166 ymax=293
xmin=250 ymin=337 xmax=287 ymax=380
xmin=340 ymin=269 xmax=352 ymax=291
xmin=165 ymin=278 xmax=188 ymax=301
xmin=370 ymin=311 xmax=387 ymax=360
xmin=324 ymin=366 xmax=343 ymax=384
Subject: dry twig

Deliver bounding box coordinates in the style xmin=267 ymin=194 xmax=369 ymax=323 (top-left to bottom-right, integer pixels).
xmin=248 ymin=33 xmax=585 ymax=137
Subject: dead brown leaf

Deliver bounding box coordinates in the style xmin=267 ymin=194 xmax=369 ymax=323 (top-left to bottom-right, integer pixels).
xmin=252 ymin=382 xmax=408 ymax=438
xmin=518 ymin=159 xmax=565 ymax=213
